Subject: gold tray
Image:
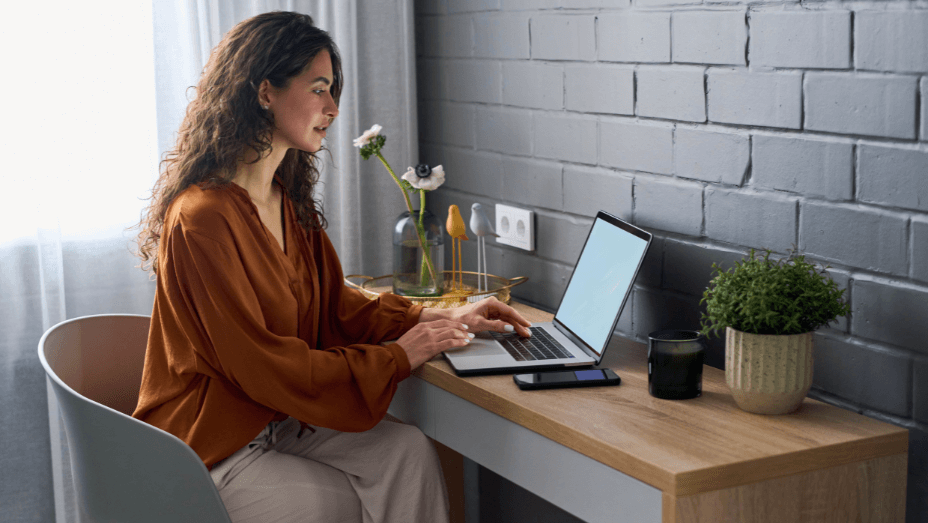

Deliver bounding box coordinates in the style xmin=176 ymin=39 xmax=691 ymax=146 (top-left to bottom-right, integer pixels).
xmin=345 ymin=271 xmax=528 ymax=309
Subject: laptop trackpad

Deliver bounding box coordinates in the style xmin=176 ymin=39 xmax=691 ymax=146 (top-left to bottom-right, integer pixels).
xmin=447 ymin=332 xmax=507 ymax=358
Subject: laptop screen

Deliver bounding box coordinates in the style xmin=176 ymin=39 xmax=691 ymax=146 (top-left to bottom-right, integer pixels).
xmin=554 ymin=214 xmax=650 ymax=356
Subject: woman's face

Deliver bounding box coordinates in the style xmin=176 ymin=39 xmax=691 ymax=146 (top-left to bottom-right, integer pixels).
xmin=266 ymin=50 xmax=339 ymax=153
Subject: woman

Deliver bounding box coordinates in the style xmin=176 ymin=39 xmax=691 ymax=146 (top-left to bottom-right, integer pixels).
xmin=132 ymin=11 xmax=531 ymax=523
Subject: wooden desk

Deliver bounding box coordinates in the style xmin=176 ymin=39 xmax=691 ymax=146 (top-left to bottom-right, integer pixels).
xmin=388 ymin=302 xmax=909 ymax=523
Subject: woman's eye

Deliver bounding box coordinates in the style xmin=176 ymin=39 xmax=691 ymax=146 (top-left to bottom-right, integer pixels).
xmin=313 ymin=89 xmax=325 ymax=95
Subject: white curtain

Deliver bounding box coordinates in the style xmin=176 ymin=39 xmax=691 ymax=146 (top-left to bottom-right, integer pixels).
xmin=0 ymin=1 xmax=418 ymax=521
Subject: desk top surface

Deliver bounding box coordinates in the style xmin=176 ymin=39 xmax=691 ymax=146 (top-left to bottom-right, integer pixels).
xmin=413 ymin=302 xmax=909 ymax=497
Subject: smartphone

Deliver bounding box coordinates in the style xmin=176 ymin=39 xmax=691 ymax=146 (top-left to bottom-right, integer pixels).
xmin=513 ymin=368 xmax=621 ymax=390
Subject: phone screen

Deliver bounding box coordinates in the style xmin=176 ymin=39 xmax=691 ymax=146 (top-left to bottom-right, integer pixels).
xmin=521 ymin=369 xmax=607 ymax=384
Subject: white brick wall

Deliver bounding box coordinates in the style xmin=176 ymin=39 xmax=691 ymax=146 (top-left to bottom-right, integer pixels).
xmin=750 ymin=10 xmax=851 ymax=69
xmin=674 ymin=128 xmax=749 ymax=185
xmin=857 ymin=145 xmax=928 ymax=212
xmin=672 ymin=10 xmax=746 ymax=66
xmin=600 ymin=120 xmax=674 ymax=174
xmin=804 ymin=73 xmax=917 ymax=139
xmin=565 ymin=64 xmax=634 ymax=115
xmin=502 ymin=61 xmax=563 ymax=110
xmin=855 ymin=11 xmax=928 ymax=73
xmin=707 ymin=69 xmax=802 ymax=129
xmin=416 ymin=3 xmax=928 ymax=511
xmin=474 ymin=13 xmax=530 ymax=59
xmin=531 ymin=15 xmax=596 ymax=61
xmin=598 ymin=12 xmax=670 ymax=63
xmin=636 ymin=66 xmax=706 ymax=122
xmin=634 ymin=176 xmax=704 ymax=236
xmin=534 ymin=113 xmax=598 ymax=164
xmin=752 ymin=135 xmax=853 ymax=200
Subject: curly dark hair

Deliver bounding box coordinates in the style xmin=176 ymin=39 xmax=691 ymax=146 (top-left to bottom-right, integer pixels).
xmin=134 ymin=11 xmax=342 ymax=275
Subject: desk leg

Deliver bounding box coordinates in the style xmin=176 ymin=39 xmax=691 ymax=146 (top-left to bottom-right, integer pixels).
xmin=665 ymin=453 xmax=908 ymax=523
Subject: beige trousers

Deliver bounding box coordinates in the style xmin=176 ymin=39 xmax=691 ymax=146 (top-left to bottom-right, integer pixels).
xmin=209 ymin=416 xmax=450 ymax=523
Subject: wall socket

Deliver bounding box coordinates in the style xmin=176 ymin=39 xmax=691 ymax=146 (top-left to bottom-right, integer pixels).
xmin=495 ymin=204 xmax=534 ymax=251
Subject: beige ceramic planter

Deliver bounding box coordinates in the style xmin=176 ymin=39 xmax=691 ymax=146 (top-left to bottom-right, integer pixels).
xmin=725 ymin=327 xmax=813 ymax=415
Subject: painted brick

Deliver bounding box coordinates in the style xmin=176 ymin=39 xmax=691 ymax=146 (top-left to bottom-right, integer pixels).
xmin=752 ymin=135 xmax=853 ymax=200
xmin=422 ymin=15 xmax=472 ymax=57
xmin=475 ymin=106 xmax=531 ymax=155
xmin=417 ymin=58 xmax=445 ymax=101
xmin=852 ymin=277 xmax=928 ymax=354
xmin=474 ymin=13 xmax=530 ymax=59
xmin=414 ymin=0 xmax=445 ymax=16
xmin=707 ymin=70 xmax=801 ymax=129
xmin=600 ymin=120 xmax=674 ymax=175
xmin=534 ymin=113 xmax=597 ymax=164
xmin=637 ymin=66 xmax=706 ymax=122
xmin=856 ymin=11 xmax=928 ymax=73
xmin=565 ymin=64 xmax=634 ymax=115
xmin=420 ymin=101 xmax=475 ymax=148
xmin=599 ymin=12 xmax=671 ymax=63
xmin=499 ymin=156 xmax=562 ymax=210
xmin=674 ymin=128 xmax=749 ymax=185
xmin=858 ymin=145 xmax=928 ymax=212
xmin=819 ymin=268 xmax=851 ymax=334
xmin=639 ymin=0 xmax=699 ymax=6
xmin=500 ymin=249 xmax=573 ymax=311
xmin=440 ymin=147 xmax=503 ymax=196
xmin=634 ymin=288 xmax=704 ymax=350
xmin=502 ymin=61 xmax=563 ymax=110
xmin=662 ymin=239 xmax=746 ymax=298
xmin=812 ymin=334 xmax=912 ymax=417
xmin=563 ymin=166 xmax=633 ymax=219
xmin=800 ymin=201 xmax=907 ymax=276
xmin=536 ymin=213 xmax=593 ymax=265
xmin=672 ymin=10 xmax=746 ymax=66
xmin=913 ymin=217 xmax=928 ymax=284
xmin=704 ymin=188 xmax=797 ymax=251
xmin=915 ymin=357 xmax=928 ymax=424
xmin=638 ymin=236 xmax=664 ymax=289
xmin=922 ymin=78 xmax=927 ymax=141
xmin=531 ymin=15 xmax=596 ymax=61
xmin=446 ymin=60 xmax=502 ymax=104
xmin=750 ymin=11 xmax=850 ymax=69
xmin=504 ymin=0 xmax=630 ymax=9
xmin=805 ymin=73 xmax=917 ymax=140
xmin=447 ymin=0 xmax=500 ymax=13
xmin=634 ymin=176 xmax=703 ymax=236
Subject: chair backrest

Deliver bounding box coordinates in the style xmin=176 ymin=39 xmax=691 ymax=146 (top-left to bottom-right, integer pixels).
xmin=39 ymin=314 xmax=231 ymax=523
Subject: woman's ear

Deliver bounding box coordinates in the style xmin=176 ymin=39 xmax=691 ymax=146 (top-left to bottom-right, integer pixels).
xmin=257 ymin=79 xmax=274 ymax=109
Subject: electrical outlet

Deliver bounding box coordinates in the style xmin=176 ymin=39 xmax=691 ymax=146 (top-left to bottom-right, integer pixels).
xmin=495 ymin=204 xmax=534 ymax=251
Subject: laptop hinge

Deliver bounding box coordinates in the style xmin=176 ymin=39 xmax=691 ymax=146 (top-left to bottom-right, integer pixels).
xmin=552 ymin=319 xmax=600 ymax=361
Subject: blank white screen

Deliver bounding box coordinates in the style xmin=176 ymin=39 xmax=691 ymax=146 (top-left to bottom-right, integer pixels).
xmin=555 ymin=219 xmax=648 ymax=354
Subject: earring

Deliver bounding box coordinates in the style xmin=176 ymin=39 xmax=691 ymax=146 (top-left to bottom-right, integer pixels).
xmin=261 ymin=104 xmax=269 ymax=110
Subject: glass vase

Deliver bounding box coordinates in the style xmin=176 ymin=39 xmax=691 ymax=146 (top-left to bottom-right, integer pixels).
xmin=392 ymin=209 xmax=444 ymax=297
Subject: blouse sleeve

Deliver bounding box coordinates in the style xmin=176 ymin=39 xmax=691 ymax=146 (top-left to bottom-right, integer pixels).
xmin=314 ymin=229 xmax=424 ymax=349
xmin=165 ymin=225 xmax=411 ymax=432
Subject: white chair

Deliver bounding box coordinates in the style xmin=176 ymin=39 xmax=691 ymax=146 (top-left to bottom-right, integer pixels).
xmin=38 ymin=314 xmax=231 ymax=523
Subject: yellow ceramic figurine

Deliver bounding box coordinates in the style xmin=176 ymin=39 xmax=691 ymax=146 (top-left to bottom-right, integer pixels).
xmin=446 ymin=205 xmax=469 ymax=291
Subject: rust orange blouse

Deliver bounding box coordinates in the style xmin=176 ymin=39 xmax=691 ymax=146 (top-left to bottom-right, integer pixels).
xmin=132 ymin=180 xmax=422 ymax=468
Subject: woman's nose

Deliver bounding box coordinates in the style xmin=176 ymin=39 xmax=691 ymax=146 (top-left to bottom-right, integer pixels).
xmin=327 ymin=94 xmax=339 ymax=119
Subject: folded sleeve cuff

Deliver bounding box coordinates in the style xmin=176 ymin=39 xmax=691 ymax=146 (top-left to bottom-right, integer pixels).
xmin=385 ymin=342 xmax=412 ymax=381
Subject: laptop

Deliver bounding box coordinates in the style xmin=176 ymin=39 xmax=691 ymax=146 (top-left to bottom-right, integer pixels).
xmin=444 ymin=211 xmax=652 ymax=376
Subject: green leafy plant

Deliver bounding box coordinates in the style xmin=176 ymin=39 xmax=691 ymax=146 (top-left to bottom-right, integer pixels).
xmin=700 ymin=249 xmax=851 ymax=338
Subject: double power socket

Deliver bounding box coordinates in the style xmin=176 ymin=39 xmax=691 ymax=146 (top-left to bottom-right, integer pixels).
xmin=494 ymin=204 xmax=534 ymax=251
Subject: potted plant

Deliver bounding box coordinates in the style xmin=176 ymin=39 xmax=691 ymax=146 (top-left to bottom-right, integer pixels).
xmin=700 ymin=249 xmax=851 ymax=414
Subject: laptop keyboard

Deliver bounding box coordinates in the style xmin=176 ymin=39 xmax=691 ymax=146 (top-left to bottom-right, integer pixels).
xmin=490 ymin=326 xmax=574 ymax=361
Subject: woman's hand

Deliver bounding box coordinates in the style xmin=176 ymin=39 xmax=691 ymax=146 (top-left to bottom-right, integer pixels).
xmin=395 ymin=320 xmax=473 ymax=370
xmin=420 ymin=297 xmax=532 ymax=337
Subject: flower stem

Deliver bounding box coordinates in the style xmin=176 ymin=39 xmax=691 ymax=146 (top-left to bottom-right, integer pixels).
xmin=375 ymin=152 xmax=439 ymax=289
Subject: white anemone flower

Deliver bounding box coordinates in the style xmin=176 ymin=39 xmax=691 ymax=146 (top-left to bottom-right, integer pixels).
xmin=353 ymin=124 xmax=382 ymax=147
xmin=402 ymin=164 xmax=445 ymax=191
